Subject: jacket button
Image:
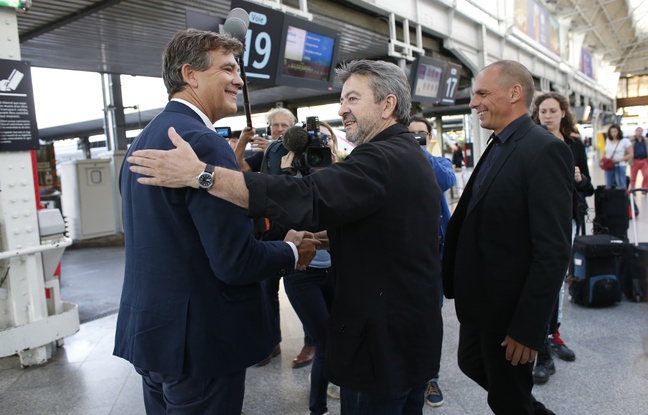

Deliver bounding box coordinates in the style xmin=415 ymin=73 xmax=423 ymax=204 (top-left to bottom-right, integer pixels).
xmin=341 ymin=325 xmax=346 ymax=333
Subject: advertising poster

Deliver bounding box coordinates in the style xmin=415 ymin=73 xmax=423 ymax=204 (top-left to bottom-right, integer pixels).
xmin=0 ymin=59 xmax=39 ymax=151
xmin=513 ymin=0 xmax=561 ymax=57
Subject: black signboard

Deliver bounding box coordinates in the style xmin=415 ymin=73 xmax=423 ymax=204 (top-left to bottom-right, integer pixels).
xmin=438 ymin=62 xmax=462 ymax=105
xmin=0 ymin=59 xmax=39 ymax=151
xmin=231 ymin=0 xmax=284 ymax=86
xmin=409 ymin=55 xmax=446 ymax=105
xmin=274 ymin=13 xmax=340 ymax=90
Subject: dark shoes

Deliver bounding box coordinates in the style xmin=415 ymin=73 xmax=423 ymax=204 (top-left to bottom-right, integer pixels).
xmin=533 ymin=338 xmax=555 ymax=384
xmin=292 ymin=344 xmax=315 ymax=368
xmin=533 ymin=353 xmax=556 ymax=384
xmin=255 ymin=344 xmax=281 ymax=367
xmin=424 ymin=380 xmax=444 ymax=407
xmin=550 ymin=330 xmax=576 ymax=362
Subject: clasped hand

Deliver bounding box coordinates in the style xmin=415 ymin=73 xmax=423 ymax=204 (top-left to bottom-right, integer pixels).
xmin=284 ymin=230 xmax=321 ymax=270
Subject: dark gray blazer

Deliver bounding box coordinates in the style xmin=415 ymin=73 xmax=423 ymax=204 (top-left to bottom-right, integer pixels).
xmin=244 ymin=124 xmax=444 ymax=398
xmin=443 ymin=115 xmax=574 ymax=350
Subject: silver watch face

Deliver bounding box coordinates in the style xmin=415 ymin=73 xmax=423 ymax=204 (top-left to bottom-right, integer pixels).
xmin=198 ymin=172 xmax=214 ymax=189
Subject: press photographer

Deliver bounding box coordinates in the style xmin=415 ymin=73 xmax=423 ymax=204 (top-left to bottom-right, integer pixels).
xmin=281 ymin=116 xmax=333 ymax=176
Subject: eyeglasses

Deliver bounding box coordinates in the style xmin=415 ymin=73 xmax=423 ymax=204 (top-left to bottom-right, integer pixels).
xmin=271 ymin=123 xmax=291 ymax=129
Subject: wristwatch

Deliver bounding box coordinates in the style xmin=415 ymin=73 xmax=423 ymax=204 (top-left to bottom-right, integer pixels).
xmin=197 ymin=164 xmax=215 ymax=190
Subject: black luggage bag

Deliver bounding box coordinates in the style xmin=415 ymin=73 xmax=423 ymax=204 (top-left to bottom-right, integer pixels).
xmin=592 ymin=186 xmax=629 ymax=241
xmin=569 ymin=234 xmax=624 ymax=306
xmin=617 ymin=189 xmax=648 ymax=302
xmin=618 ymin=243 xmax=648 ymax=302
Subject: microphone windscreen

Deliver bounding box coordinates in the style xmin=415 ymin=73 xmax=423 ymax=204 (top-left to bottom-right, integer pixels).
xmin=223 ymin=8 xmax=249 ymax=40
xmin=282 ymin=126 xmax=310 ymax=153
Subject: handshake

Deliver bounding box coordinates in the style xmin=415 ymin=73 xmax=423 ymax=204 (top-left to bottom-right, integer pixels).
xmin=283 ymin=230 xmax=326 ymax=270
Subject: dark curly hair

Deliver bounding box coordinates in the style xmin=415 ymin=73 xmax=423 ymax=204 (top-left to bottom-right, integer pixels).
xmin=531 ymin=92 xmax=578 ymax=143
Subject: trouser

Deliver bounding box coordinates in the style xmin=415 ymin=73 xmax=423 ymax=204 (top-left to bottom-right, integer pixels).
xmin=630 ymin=158 xmax=648 ymax=189
xmin=457 ymin=324 xmax=554 ymax=415
xmin=284 ymin=267 xmax=334 ymax=415
xmin=135 ymin=367 xmax=246 ymax=415
xmin=340 ymin=383 xmax=426 ymax=415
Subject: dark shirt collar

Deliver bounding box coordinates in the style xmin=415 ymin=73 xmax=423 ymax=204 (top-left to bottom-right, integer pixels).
xmin=367 ymin=123 xmax=410 ymax=143
xmin=495 ymin=114 xmax=530 ymax=144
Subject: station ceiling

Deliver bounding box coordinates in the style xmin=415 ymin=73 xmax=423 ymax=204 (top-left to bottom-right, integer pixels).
xmin=547 ymin=0 xmax=648 ymax=78
xmin=14 ymin=0 xmax=648 ymax=115
xmin=15 ymin=0 xmax=393 ymax=115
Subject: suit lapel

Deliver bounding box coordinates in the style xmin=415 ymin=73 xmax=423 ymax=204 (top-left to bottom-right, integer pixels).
xmin=464 ymin=119 xmax=534 ymax=217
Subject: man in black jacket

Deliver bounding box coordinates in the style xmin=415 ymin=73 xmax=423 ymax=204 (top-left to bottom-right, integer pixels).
xmin=127 ymin=59 xmax=444 ymax=414
xmin=442 ymin=60 xmax=573 ymax=415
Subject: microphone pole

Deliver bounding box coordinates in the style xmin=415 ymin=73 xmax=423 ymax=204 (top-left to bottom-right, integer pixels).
xmin=238 ymin=56 xmax=253 ymax=129
xmin=223 ymin=8 xmax=253 ymax=129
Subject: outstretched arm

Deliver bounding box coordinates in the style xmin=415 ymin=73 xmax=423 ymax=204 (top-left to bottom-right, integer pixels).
xmin=128 ymin=126 xmax=250 ymax=208
xmin=234 ymin=127 xmax=255 ymax=172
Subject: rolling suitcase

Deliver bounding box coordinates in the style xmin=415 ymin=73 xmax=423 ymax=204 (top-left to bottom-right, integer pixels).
xmin=592 ymin=186 xmax=629 ymax=241
xmin=617 ymin=188 xmax=648 ymax=302
xmin=569 ymin=234 xmax=624 ymax=306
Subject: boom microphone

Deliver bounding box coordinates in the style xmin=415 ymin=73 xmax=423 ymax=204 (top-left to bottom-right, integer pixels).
xmin=282 ymin=126 xmax=310 ymax=153
xmin=223 ymin=8 xmax=249 ymax=40
xmin=223 ymin=8 xmax=253 ymax=128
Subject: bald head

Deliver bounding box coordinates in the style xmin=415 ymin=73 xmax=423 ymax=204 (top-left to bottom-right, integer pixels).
xmin=486 ymin=60 xmax=535 ymax=109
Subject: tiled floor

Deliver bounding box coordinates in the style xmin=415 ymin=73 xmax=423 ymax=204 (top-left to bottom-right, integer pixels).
xmin=1 ymin=155 xmax=648 ymax=414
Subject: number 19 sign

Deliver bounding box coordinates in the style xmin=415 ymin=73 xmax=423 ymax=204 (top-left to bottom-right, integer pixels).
xmin=231 ymin=0 xmax=284 ymax=86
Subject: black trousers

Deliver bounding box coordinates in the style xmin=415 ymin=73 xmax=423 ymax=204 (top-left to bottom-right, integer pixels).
xmin=136 ymin=367 xmax=246 ymax=415
xmin=457 ymin=324 xmax=554 ymax=415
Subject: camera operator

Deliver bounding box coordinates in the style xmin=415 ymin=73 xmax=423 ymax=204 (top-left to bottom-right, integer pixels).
xmin=280 ymin=117 xmax=335 ymax=177
xmin=234 ymin=107 xmax=295 ymax=173
xmin=264 ymin=118 xmax=341 ymax=413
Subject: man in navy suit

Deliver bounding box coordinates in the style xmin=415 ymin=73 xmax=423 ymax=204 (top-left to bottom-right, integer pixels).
xmin=114 ymin=29 xmax=318 ymax=415
xmin=127 ymin=60 xmax=444 ymax=414
xmin=442 ymin=61 xmax=573 ymax=414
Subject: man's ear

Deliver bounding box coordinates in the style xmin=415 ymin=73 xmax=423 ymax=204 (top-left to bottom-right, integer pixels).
xmin=510 ymin=84 xmax=523 ymax=104
xmin=382 ymin=94 xmax=397 ymax=119
xmin=181 ymin=63 xmax=198 ymax=88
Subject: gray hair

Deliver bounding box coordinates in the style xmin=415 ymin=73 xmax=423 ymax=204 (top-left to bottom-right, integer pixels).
xmin=336 ymin=60 xmax=412 ymax=125
xmin=162 ymin=29 xmax=244 ymax=99
xmin=266 ymin=107 xmax=296 ymax=125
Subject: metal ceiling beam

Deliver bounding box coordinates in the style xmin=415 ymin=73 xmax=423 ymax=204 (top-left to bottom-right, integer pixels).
xmin=20 ymin=0 xmax=126 ymax=43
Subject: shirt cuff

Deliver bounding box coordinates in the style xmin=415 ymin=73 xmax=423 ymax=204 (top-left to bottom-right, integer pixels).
xmin=285 ymin=241 xmax=298 ymax=269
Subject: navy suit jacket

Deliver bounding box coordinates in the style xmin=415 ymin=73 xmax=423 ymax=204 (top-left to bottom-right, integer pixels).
xmin=114 ymin=101 xmax=294 ymax=378
xmin=443 ymin=116 xmax=573 ymax=350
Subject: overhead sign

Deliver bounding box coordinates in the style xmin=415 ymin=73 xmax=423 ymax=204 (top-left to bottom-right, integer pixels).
xmin=0 ymin=59 xmax=39 ymax=151
xmin=231 ymin=0 xmax=284 ymax=86
xmin=229 ymin=0 xmax=340 ymax=90
xmin=438 ymin=62 xmax=462 ymax=105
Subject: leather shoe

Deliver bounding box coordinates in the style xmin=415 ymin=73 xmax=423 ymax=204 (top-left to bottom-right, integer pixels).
xmin=292 ymin=344 xmax=315 ymax=368
xmin=255 ymin=344 xmax=281 ymax=367
xmin=532 ymin=356 xmax=555 ymax=384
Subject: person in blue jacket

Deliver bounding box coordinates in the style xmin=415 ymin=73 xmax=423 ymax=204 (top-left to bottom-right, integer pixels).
xmin=408 ymin=115 xmax=456 ymax=408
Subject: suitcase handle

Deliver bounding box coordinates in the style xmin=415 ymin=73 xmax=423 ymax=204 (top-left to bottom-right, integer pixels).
xmin=628 ymin=188 xmax=647 ymax=246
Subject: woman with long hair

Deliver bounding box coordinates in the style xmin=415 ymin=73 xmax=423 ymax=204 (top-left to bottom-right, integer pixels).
xmin=531 ymin=92 xmax=593 ymax=384
xmin=603 ymin=124 xmax=633 ymax=188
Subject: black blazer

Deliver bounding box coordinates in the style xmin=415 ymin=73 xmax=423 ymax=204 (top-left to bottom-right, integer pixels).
xmin=245 ymin=124 xmax=443 ymax=397
xmin=114 ymin=101 xmax=295 ymax=377
xmin=443 ymin=116 xmax=574 ymax=350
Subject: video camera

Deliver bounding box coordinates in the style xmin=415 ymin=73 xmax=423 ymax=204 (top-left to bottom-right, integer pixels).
xmin=413 ymin=133 xmax=427 ymax=146
xmin=282 ymin=116 xmax=332 ymax=176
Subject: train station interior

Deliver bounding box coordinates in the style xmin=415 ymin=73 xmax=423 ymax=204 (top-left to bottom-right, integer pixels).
xmin=1 ymin=1 xmax=647 ymax=414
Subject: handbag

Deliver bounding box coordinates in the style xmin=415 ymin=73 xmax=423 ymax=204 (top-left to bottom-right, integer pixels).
xmin=599 ymin=140 xmax=621 ymax=171
xmin=599 ymin=157 xmax=614 ymax=171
